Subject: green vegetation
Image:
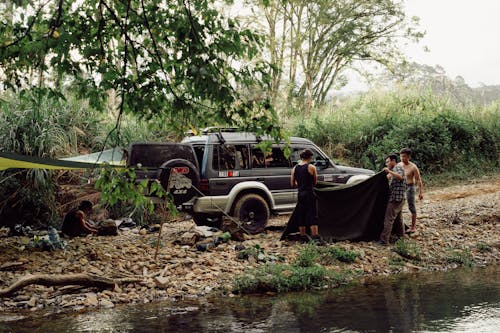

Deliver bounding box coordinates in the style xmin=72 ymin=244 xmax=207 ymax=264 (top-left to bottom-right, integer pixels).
xmin=392 ymin=239 xmax=421 ymax=261
xmin=316 ymin=245 xmax=360 ymax=264
xmin=0 ymin=94 xmax=171 ymax=227
xmin=291 ymin=90 xmax=499 ymax=176
xmin=446 ymin=247 xmax=475 ymax=267
xmin=0 ymin=0 xmax=278 ymax=137
xmin=0 ymin=1 xmax=498 ymax=228
xmin=476 ymin=242 xmax=492 ymax=253
xmin=233 ymin=244 xmax=356 ymax=294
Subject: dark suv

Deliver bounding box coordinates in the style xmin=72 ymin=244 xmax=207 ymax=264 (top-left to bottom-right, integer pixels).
xmin=127 ymin=129 xmax=374 ymax=233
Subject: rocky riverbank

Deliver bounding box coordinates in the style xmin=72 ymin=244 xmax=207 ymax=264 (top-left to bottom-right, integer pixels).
xmin=0 ymin=178 xmax=498 ymax=317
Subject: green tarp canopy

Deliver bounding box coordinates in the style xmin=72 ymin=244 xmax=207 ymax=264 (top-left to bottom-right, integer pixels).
xmin=0 ymin=149 xmax=124 ymax=171
xmin=281 ymin=172 xmax=389 ymax=242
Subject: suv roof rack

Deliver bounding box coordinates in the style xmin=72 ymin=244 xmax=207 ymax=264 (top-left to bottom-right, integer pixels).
xmin=202 ymin=127 xmax=239 ymax=134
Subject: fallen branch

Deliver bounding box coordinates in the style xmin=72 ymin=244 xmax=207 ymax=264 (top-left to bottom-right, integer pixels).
xmin=116 ymin=277 xmax=145 ymax=284
xmin=0 ymin=273 xmax=115 ymax=297
xmin=0 ymin=262 xmax=25 ymax=271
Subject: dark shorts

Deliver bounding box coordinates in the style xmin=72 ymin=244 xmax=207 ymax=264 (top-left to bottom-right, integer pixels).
xmin=295 ymin=191 xmax=317 ymax=227
xmin=406 ymin=185 xmax=417 ymax=214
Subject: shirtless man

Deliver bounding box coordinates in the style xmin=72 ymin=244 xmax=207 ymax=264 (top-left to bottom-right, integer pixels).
xmin=398 ymin=148 xmax=423 ymax=233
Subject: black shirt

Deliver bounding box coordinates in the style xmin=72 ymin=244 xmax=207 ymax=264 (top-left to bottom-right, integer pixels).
xmin=61 ymin=208 xmax=91 ymax=237
xmin=294 ymin=163 xmax=314 ymax=193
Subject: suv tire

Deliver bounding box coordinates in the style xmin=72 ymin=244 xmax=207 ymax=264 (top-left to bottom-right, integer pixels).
xmin=233 ymin=193 xmax=269 ymax=234
xmin=157 ymin=159 xmax=200 ymax=206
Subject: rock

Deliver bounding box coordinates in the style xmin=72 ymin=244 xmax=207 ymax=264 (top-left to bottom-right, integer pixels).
xmin=85 ymin=293 xmax=99 ymax=307
xmin=155 ymin=276 xmax=170 ymax=288
xmin=99 ymin=299 xmax=114 ymax=308
xmin=88 ymin=266 xmax=104 ymax=275
xmin=404 ymin=262 xmax=422 ymax=271
xmin=27 ymin=297 xmax=37 ymax=307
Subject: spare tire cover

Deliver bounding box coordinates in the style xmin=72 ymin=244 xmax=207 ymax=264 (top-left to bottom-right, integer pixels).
xmin=157 ymin=159 xmax=200 ymax=206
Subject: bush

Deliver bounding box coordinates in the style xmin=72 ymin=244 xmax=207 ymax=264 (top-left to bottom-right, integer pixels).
xmin=232 ymin=244 xmax=357 ymax=294
xmin=476 ymin=242 xmax=492 ymax=253
xmin=317 ymin=246 xmax=360 ymax=264
xmin=294 ymin=243 xmax=319 ymax=267
xmin=393 ymin=239 xmax=421 ymax=261
xmin=0 ymin=92 xmax=175 ymax=228
xmin=290 ymin=90 xmax=500 ymax=176
xmin=446 ymin=247 xmax=474 ymax=267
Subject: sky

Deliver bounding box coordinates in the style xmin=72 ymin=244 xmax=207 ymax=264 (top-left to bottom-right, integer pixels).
xmin=341 ymin=0 xmax=500 ymax=91
xmin=403 ymin=0 xmax=500 ymax=87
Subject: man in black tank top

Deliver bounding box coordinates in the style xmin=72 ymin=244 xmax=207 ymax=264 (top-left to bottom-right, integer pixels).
xmin=290 ymin=149 xmax=322 ymax=243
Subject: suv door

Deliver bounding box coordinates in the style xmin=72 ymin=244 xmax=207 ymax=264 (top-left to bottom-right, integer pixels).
xmin=250 ymin=145 xmax=294 ymax=208
xmin=290 ymin=145 xmax=351 ymax=184
xmin=206 ymin=143 xmax=254 ymax=196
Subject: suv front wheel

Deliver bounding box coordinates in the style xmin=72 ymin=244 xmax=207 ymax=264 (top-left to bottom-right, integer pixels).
xmin=233 ymin=194 xmax=269 ymax=234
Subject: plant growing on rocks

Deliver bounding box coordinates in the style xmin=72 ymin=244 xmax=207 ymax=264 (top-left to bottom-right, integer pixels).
xmin=317 ymin=246 xmax=360 ymax=264
xmin=446 ymin=247 xmax=474 ymax=267
xmin=393 ymin=239 xmax=421 ymax=261
xmin=233 ymin=244 xmax=356 ymax=294
xmin=476 ymin=242 xmax=492 ymax=253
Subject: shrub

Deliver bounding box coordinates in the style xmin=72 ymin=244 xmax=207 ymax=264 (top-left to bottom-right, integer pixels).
xmin=317 ymin=246 xmax=360 ymax=264
xmin=289 ymin=90 xmax=500 ymax=175
xmin=295 ymin=243 xmax=319 ymax=267
xmin=446 ymin=247 xmax=474 ymax=267
xmin=393 ymin=239 xmax=421 ymax=261
xmin=232 ymin=263 xmax=353 ymax=294
xmin=476 ymin=242 xmax=492 ymax=253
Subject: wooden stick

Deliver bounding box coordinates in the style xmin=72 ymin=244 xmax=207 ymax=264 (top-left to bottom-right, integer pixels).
xmin=0 ymin=273 xmax=115 ymax=297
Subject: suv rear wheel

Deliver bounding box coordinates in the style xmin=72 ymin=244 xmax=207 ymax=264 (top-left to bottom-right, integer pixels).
xmin=157 ymin=159 xmax=200 ymax=207
xmin=233 ymin=194 xmax=269 ymax=234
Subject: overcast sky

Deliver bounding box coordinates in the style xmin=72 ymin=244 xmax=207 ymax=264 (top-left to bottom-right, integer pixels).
xmin=403 ymin=0 xmax=500 ymax=87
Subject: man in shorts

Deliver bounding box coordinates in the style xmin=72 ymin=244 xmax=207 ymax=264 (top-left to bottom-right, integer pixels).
xmin=399 ymin=148 xmax=424 ymax=233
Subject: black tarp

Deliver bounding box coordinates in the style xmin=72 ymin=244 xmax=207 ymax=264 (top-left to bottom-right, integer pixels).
xmin=281 ymin=171 xmax=389 ymax=242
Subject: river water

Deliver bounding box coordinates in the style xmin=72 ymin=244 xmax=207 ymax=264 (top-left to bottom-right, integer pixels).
xmin=1 ymin=266 xmax=499 ymax=332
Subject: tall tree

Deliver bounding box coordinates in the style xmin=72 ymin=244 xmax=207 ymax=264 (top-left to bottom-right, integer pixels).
xmin=245 ymin=0 xmax=423 ymax=112
xmin=0 ymin=0 xmax=281 ymax=138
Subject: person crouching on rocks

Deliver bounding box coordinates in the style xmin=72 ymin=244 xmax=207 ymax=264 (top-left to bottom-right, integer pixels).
xmin=62 ymin=200 xmax=97 ymax=237
xmin=290 ymin=149 xmax=323 ymax=244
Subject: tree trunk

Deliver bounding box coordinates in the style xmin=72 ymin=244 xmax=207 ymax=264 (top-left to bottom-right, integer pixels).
xmin=0 ymin=273 xmax=115 ymax=297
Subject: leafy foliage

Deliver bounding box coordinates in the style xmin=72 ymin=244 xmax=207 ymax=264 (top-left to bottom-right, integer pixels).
xmin=393 ymin=239 xmax=421 ymax=261
xmin=292 ymin=90 xmax=499 ymax=174
xmin=446 ymin=247 xmax=474 ymax=268
xmin=317 ymin=246 xmax=360 ymax=264
xmin=0 ymin=0 xmax=280 ymax=139
xmin=94 ymin=165 xmax=177 ymax=225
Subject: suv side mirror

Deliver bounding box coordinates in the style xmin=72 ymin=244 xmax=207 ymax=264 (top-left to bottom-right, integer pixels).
xmin=314 ymin=158 xmax=329 ymax=169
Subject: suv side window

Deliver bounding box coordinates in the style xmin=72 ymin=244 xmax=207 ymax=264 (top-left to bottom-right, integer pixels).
xmin=251 ymin=146 xmax=290 ymax=168
xmin=290 ymin=147 xmax=325 ymax=166
xmin=212 ymin=144 xmax=250 ymax=170
xmin=192 ymin=145 xmax=205 ymax=169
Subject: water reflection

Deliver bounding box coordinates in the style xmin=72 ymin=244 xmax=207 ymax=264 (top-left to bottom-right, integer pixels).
xmin=3 ymin=266 xmax=499 ymax=333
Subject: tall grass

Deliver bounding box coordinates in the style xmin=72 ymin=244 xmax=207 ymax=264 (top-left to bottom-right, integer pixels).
xmin=291 ymin=90 xmax=499 ymax=176
xmin=0 ymin=92 xmax=172 ymax=228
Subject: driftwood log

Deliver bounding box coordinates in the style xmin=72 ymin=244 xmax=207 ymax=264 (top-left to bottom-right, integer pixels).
xmin=0 ymin=273 xmax=115 ymax=297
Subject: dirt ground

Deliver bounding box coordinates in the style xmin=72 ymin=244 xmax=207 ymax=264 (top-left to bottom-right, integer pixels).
xmin=0 ymin=177 xmax=498 ymax=316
